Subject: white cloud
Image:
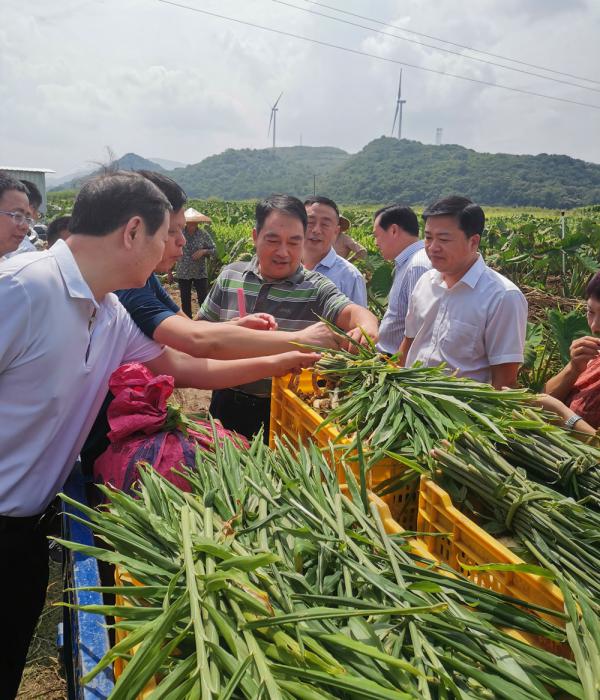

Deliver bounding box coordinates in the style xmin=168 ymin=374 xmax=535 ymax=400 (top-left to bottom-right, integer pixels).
xmin=2 ymin=0 xmax=599 ymax=176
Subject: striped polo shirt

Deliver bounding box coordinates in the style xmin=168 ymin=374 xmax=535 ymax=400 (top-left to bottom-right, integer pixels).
xmin=199 ymin=257 xmax=352 ymax=395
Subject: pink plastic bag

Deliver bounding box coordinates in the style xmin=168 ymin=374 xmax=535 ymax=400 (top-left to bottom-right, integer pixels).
xmin=93 ymin=363 xmax=247 ymax=493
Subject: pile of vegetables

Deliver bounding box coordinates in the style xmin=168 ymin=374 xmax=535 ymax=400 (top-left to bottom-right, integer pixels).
xmin=58 ymin=437 xmax=596 ymax=699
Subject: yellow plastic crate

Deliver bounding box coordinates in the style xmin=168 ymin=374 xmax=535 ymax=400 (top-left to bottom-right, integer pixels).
xmin=270 ymin=371 xmax=568 ymax=656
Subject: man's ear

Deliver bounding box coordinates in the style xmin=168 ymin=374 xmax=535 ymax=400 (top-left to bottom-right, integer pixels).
xmin=252 ymin=228 xmax=258 ymax=247
xmin=122 ymin=216 xmax=143 ymax=250
xmin=469 ymin=233 xmax=481 ymax=252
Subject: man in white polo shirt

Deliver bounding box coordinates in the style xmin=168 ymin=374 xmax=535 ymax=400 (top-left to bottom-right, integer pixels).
xmin=398 ymin=195 xmax=527 ymax=388
xmin=0 ymin=172 xmax=319 ymax=697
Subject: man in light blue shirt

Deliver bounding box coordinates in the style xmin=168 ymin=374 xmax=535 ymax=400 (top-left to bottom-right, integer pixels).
xmin=373 ymin=204 xmax=431 ymax=355
xmin=303 ymin=196 xmax=367 ymax=306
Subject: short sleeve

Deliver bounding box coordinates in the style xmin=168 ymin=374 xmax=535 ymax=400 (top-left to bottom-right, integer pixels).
xmin=0 ymin=274 xmax=30 ymax=373
xmin=198 ymin=272 xmax=226 ymax=321
xmin=313 ymin=273 xmax=352 ymax=323
xmin=117 ymin=275 xmax=179 ymax=339
xmin=350 ymin=273 xmax=368 ymax=307
xmin=485 ymin=290 xmax=528 ymax=365
xmin=115 ymin=304 xmax=165 ymax=365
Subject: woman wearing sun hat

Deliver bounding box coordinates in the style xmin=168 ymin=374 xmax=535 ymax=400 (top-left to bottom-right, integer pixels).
xmin=175 ymin=207 xmax=216 ymax=317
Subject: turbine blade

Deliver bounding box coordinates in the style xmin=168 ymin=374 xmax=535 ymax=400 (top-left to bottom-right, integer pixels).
xmin=397 ymin=69 xmax=403 ymax=99
xmin=273 ymin=91 xmax=284 ymax=109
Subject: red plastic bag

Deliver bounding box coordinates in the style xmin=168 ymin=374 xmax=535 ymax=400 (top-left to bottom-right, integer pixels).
xmin=93 ymin=363 xmax=247 ymax=493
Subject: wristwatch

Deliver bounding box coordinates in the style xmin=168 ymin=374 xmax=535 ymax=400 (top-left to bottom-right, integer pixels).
xmin=564 ymin=413 xmax=583 ymax=430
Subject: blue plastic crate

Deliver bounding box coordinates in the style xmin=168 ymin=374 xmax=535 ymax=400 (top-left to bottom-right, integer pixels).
xmin=62 ymin=464 xmax=114 ymax=698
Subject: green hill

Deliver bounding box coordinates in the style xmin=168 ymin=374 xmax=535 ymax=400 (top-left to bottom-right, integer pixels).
xmin=172 ymin=146 xmax=350 ymax=200
xmin=52 ymin=141 xmax=600 ymax=207
xmin=320 ymin=137 xmax=600 ymax=208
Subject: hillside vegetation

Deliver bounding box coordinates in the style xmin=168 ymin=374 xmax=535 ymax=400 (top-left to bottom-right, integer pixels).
xmin=52 ymin=139 xmax=600 ymax=208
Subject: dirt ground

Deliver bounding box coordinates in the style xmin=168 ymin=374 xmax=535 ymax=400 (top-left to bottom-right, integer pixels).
xmin=18 ymin=561 xmax=66 ymax=699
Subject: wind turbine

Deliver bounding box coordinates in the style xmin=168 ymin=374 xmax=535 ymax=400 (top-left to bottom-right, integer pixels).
xmin=268 ymin=92 xmax=283 ymax=149
xmin=391 ymin=70 xmax=406 ymax=140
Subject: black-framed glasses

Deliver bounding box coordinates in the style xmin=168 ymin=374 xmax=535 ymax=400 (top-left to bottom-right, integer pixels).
xmin=0 ymin=210 xmax=35 ymax=226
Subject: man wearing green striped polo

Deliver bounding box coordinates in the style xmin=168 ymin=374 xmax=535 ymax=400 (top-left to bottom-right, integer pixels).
xmin=199 ymin=193 xmax=379 ymax=440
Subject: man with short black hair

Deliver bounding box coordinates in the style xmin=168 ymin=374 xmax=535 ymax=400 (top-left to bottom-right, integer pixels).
xmin=46 ymin=215 xmax=71 ymax=247
xmin=200 ymin=193 xmax=379 ymax=439
xmin=372 ymin=204 xmax=431 ymax=354
xmin=399 ymin=195 xmax=527 ymax=388
xmin=303 ymin=195 xmax=367 ymax=305
xmin=0 ymin=172 xmax=31 ymax=259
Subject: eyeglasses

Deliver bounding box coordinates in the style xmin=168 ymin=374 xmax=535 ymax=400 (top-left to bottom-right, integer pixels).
xmin=0 ymin=210 xmax=35 ymax=226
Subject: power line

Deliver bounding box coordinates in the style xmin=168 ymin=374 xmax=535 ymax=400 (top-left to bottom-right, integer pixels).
xmin=272 ymin=0 xmax=600 ymax=94
xmin=303 ymin=0 xmax=600 ymax=87
xmin=155 ymin=0 xmax=600 ymax=111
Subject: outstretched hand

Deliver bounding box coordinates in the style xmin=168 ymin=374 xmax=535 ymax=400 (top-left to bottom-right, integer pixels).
xmin=270 ymin=351 xmax=321 ymax=377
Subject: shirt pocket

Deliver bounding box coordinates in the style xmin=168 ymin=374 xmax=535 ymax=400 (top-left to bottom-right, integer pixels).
xmin=440 ymin=319 xmax=480 ymax=361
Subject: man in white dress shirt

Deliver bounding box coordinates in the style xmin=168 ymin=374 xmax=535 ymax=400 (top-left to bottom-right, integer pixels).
xmin=372 ymin=204 xmax=431 ymax=355
xmin=303 ymin=196 xmax=367 ymax=306
xmin=398 ymin=196 xmax=527 ymax=388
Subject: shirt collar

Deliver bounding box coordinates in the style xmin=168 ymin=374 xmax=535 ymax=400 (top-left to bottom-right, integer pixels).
xmin=51 ymin=239 xmax=99 ymax=307
xmin=459 ymin=254 xmax=486 ymax=289
xmin=315 ymin=247 xmax=337 ymax=270
xmin=394 ymin=239 xmax=424 ymax=268
xmin=248 ymin=256 xmax=305 ymax=284
xmin=431 ymin=253 xmax=485 ymax=290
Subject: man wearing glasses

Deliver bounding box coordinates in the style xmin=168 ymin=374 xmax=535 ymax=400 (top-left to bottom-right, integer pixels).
xmin=0 ymin=172 xmax=33 ymax=259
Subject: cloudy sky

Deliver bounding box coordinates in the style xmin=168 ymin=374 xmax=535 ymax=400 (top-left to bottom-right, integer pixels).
xmin=2 ymin=0 xmax=599 ymax=177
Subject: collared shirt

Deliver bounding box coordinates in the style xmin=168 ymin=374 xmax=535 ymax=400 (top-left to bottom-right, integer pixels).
xmin=313 ymin=247 xmax=367 ymax=306
xmin=199 ymin=256 xmax=352 ymax=394
xmin=175 ymin=228 xmax=216 ymax=280
xmin=117 ymin=274 xmax=180 ymax=339
xmin=0 ymin=240 xmax=164 ymax=516
xmin=405 ymin=254 xmax=527 ymax=384
xmin=376 ymin=240 xmax=431 ymax=354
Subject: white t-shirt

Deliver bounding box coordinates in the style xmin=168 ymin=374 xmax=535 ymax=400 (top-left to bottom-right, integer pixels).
xmin=0 ymin=240 xmax=164 ymax=516
xmin=405 ymin=254 xmax=527 ymax=384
